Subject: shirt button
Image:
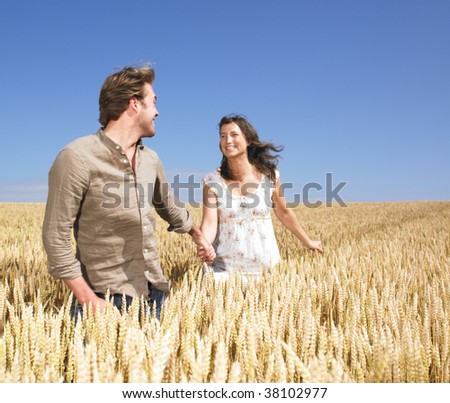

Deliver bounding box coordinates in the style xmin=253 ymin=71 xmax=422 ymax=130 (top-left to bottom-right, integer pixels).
xmin=144 ymin=249 xmax=148 ymax=253
xmin=115 ymin=145 xmax=120 ymax=150
xmin=143 ymin=225 xmax=148 ymax=230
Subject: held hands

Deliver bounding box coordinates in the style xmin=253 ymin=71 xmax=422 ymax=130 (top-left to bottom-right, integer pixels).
xmin=189 ymin=225 xmax=216 ymax=264
xmin=197 ymin=244 xmax=216 ymax=264
xmin=195 ymin=231 xmax=216 ymax=264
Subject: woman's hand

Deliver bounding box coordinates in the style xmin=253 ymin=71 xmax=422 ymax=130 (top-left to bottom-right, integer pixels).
xmin=305 ymin=239 xmax=323 ymax=253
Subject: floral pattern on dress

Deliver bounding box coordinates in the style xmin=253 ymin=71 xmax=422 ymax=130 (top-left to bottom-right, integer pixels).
xmin=203 ymin=170 xmax=281 ymax=275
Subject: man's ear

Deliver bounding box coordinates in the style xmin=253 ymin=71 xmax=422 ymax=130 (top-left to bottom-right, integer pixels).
xmin=129 ymin=97 xmax=139 ymax=111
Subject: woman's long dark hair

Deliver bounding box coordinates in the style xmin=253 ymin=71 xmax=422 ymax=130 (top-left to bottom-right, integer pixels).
xmin=219 ymin=114 xmax=284 ymax=182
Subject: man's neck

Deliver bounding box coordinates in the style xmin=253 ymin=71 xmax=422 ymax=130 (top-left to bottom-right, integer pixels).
xmin=104 ymin=120 xmax=141 ymax=155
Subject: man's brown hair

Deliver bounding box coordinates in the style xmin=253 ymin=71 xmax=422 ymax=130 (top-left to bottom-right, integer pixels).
xmin=99 ymin=66 xmax=155 ymax=127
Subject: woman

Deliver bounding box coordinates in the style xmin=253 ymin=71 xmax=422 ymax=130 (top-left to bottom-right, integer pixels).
xmin=200 ymin=114 xmax=323 ymax=280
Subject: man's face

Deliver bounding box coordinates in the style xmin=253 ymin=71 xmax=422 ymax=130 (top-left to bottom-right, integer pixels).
xmin=137 ymin=83 xmax=159 ymax=138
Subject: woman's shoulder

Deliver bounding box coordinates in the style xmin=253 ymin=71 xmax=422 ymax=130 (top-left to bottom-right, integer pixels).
xmin=203 ymin=168 xmax=222 ymax=184
xmin=263 ymin=169 xmax=280 ymax=183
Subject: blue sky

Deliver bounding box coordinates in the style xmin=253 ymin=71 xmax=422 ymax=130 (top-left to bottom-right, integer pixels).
xmin=1 ymin=0 xmax=449 ymax=203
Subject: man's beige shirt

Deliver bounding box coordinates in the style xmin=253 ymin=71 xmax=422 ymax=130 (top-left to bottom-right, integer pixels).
xmin=42 ymin=129 xmax=192 ymax=296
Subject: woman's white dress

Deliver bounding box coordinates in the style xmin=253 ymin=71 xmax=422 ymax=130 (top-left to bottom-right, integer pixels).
xmin=203 ymin=169 xmax=280 ymax=278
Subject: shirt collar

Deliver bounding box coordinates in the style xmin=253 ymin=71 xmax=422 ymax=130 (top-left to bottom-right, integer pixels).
xmin=97 ymin=128 xmax=144 ymax=152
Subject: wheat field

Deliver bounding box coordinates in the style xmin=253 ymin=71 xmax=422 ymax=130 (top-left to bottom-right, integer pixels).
xmin=0 ymin=201 xmax=449 ymax=382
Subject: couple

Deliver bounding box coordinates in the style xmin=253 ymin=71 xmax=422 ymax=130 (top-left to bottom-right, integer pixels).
xmin=42 ymin=66 xmax=322 ymax=320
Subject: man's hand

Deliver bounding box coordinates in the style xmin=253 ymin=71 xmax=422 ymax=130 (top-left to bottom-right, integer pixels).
xmin=189 ymin=224 xmax=216 ymax=264
xmin=64 ymin=277 xmax=107 ymax=312
xmin=89 ymin=294 xmax=107 ymax=312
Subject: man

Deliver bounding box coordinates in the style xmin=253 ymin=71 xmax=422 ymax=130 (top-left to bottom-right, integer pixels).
xmin=42 ymin=65 xmax=214 ymax=319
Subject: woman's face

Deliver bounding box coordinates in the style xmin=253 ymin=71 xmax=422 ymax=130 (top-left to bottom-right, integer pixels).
xmin=219 ymin=122 xmax=249 ymax=159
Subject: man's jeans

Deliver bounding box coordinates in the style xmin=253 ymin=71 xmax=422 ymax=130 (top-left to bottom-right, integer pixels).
xmin=70 ymin=282 xmax=166 ymax=321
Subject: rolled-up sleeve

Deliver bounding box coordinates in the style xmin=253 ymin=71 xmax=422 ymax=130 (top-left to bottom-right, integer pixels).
xmin=152 ymin=159 xmax=192 ymax=234
xmin=42 ymin=147 xmax=90 ymax=279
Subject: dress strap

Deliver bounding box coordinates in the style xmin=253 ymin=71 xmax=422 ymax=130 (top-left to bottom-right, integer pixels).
xmin=203 ymin=170 xmax=224 ymax=196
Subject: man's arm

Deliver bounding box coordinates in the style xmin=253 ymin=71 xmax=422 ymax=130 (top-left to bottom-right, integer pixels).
xmin=42 ymin=148 xmax=94 ymax=288
xmin=152 ymin=158 xmax=193 ymax=233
